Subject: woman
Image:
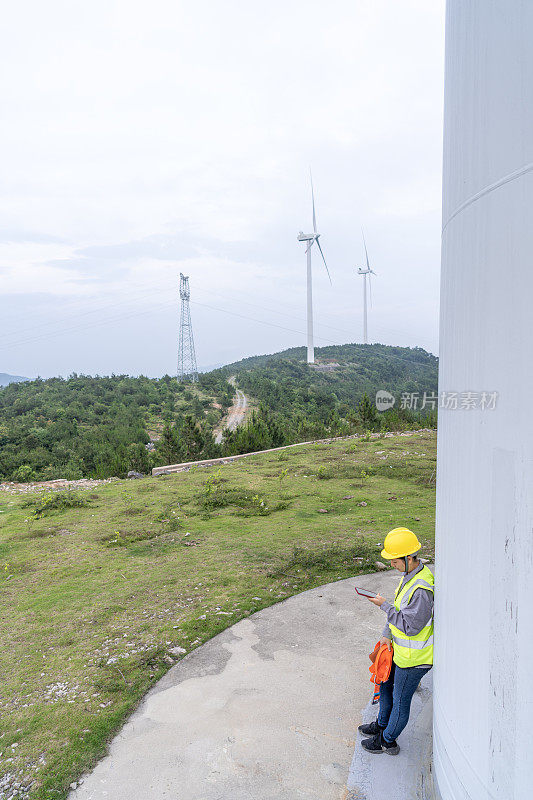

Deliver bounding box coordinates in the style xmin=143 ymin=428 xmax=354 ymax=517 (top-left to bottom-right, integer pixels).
xmin=359 ymin=527 xmax=434 ymax=755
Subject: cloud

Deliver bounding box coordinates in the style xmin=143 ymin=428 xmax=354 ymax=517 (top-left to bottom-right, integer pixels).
xmin=0 ymin=229 xmax=67 ymax=245
xmin=0 ymin=242 xmax=92 ymax=296
xmin=0 ymin=0 xmax=445 ymax=376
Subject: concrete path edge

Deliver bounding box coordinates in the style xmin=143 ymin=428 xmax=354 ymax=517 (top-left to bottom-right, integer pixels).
xmin=68 ymin=570 xmax=435 ymax=800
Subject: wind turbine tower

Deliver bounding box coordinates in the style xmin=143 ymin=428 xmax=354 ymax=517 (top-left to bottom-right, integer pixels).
xmin=434 ymin=4 xmax=533 ymax=799
xmin=297 ymin=172 xmax=331 ymax=364
xmin=357 ymin=233 xmax=376 ymax=344
xmin=177 ymin=273 xmax=198 ymax=383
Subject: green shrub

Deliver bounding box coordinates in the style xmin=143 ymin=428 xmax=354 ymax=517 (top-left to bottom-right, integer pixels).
xmin=278 ymin=467 xmax=289 ymax=485
xmin=197 ymin=479 xmax=286 ymax=517
xmin=267 ymin=540 xmax=380 ymax=577
xmin=13 ymin=464 xmax=35 ymax=482
xmin=22 ymin=492 xmax=89 ymax=518
xmin=101 ymin=528 xmax=161 ymax=547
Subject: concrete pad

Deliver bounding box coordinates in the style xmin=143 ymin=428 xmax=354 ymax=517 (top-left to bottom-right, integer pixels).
xmin=69 ymin=569 xmax=427 ymax=800
xmin=347 ymin=671 xmax=433 ymax=800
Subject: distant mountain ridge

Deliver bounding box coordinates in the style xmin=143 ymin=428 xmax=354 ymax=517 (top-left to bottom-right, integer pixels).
xmin=0 ymin=373 xmax=27 ymax=387
xmin=0 ymin=343 xmax=438 ymax=482
xmin=203 ymin=342 xmax=438 ymax=453
xmin=209 ymin=342 xmax=439 ymax=408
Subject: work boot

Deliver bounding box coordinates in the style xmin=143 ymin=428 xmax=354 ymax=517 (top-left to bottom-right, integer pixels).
xmin=358 ymin=719 xmax=384 ymax=736
xmin=361 ymin=730 xmax=400 ymax=755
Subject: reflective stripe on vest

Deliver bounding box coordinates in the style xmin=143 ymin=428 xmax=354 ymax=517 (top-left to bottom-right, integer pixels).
xmin=392 ymin=633 xmax=434 ymax=650
xmin=399 ymin=578 xmax=434 ymax=609
xmin=389 ymin=564 xmax=434 ymax=668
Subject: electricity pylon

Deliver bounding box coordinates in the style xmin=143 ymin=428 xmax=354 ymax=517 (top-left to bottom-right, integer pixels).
xmin=177 ymin=273 xmax=198 ymax=382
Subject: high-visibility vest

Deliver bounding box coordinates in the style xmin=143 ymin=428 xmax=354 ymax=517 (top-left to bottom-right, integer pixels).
xmin=389 ymin=564 xmax=434 ymax=668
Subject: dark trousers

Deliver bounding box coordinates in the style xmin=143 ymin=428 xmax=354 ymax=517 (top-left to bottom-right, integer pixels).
xmin=377 ymin=660 xmax=431 ymax=742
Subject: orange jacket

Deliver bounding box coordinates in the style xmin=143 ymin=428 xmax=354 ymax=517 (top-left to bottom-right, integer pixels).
xmin=368 ymin=640 xmax=393 ymax=686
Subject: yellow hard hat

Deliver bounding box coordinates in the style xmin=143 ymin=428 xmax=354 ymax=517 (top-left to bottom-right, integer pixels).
xmin=381 ymin=527 xmax=422 ymax=560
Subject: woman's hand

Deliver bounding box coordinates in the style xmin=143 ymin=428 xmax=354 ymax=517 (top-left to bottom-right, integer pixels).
xmin=379 ymin=636 xmax=392 ymax=651
xmin=368 ymin=594 xmax=386 ymax=607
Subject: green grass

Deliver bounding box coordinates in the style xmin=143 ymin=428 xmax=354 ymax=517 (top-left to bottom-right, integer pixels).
xmin=0 ymin=430 xmax=436 ymax=799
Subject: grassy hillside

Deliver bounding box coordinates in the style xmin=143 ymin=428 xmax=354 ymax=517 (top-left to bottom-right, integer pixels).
xmin=0 ymin=429 xmax=436 ymax=799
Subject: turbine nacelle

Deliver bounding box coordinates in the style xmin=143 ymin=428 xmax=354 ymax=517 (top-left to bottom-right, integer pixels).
xmin=297 ymin=172 xmax=331 ymax=285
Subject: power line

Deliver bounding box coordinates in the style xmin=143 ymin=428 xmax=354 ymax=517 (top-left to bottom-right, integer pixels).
xmin=0 ymin=268 xmax=381 ymax=345
xmin=190 ymin=300 xmax=344 ymax=346
xmin=1 ymin=299 xmax=177 ymax=349
xmin=2 ymin=283 xmax=436 ymax=367
xmin=0 ymin=283 xmax=171 ymax=343
xmin=195 ymin=286 xmax=356 ymax=338
xmin=189 ymin=285 xmax=431 ymax=350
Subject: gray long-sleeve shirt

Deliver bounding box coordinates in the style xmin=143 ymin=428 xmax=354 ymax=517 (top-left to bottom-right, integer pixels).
xmin=381 ymin=562 xmax=434 ymax=668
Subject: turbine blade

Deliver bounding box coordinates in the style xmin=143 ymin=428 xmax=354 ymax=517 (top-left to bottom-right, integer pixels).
xmin=316 ymin=239 xmax=332 ymax=284
xmin=310 ymin=168 xmax=317 ymax=234
xmin=362 ymin=230 xmax=370 ymax=270
xmin=369 ymin=273 xmax=373 ymax=309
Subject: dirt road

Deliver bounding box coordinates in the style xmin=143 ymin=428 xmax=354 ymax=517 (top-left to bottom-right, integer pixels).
xmin=214 ymin=384 xmax=248 ymax=444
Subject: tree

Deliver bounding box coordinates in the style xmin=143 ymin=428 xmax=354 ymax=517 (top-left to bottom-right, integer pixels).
xmin=357 ymin=392 xmax=378 ymax=428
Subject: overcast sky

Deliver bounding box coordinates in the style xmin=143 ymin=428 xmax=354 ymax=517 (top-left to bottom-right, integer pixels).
xmin=0 ymin=0 xmax=445 ymax=378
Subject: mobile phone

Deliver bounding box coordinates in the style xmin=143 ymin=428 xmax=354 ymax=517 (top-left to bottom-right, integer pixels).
xmin=354 ymin=586 xmax=378 ymax=598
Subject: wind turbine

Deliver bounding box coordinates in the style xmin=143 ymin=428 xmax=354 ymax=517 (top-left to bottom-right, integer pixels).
xmin=297 ymin=172 xmax=331 ymax=364
xmin=357 ymin=232 xmax=376 ymax=344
